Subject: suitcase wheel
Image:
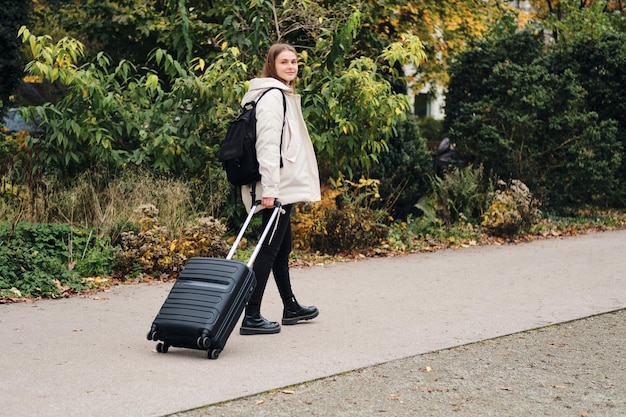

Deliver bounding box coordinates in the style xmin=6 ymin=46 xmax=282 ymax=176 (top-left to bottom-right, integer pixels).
xmin=197 ymin=336 xmax=211 ymax=349
xmin=147 ymin=328 xmax=158 ymax=341
xmin=208 ymin=348 xmax=221 ymax=360
xmin=156 ymin=342 xmax=170 ymax=353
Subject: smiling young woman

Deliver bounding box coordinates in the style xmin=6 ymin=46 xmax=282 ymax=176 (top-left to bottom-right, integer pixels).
xmin=238 ymin=44 xmax=322 ymax=336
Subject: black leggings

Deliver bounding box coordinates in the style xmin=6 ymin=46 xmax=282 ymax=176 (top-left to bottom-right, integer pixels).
xmin=246 ymin=204 xmax=294 ymax=312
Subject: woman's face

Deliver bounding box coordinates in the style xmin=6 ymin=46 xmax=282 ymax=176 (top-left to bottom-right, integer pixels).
xmin=274 ymin=50 xmax=298 ymax=85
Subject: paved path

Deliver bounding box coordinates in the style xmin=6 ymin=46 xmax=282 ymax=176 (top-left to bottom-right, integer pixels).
xmin=1 ymin=230 xmax=625 ymax=417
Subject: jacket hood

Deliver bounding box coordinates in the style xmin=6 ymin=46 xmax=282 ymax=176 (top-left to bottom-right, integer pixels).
xmin=247 ymin=77 xmax=292 ymax=93
xmin=242 ymin=78 xmax=293 ymax=104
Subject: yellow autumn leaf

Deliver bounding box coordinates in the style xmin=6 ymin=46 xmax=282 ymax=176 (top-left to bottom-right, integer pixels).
xmin=195 ymin=59 xmax=205 ymax=71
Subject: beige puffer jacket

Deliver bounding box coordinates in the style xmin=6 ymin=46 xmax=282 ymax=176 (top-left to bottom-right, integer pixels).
xmin=240 ymin=77 xmax=321 ymax=211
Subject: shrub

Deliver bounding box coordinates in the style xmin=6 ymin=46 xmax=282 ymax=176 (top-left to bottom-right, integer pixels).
xmin=446 ymin=25 xmax=625 ymax=210
xmin=292 ymin=179 xmax=388 ymax=254
xmin=417 ymin=116 xmax=446 ymax=148
xmin=292 ymin=188 xmax=342 ymax=252
xmin=322 ymin=206 xmax=388 ymax=254
xmin=0 ymin=221 xmax=118 ymax=299
xmin=167 ymin=217 xmax=230 ymax=269
xmin=367 ymin=116 xmax=433 ymax=220
xmin=115 ymin=204 xmax=171 ymax=277
xmin=481 ymin=179 xmax=541 ymax=237
xmin=430 ymin=165 xmax=490 ymax=225
xmin=115 ymin=204 xmax=229 ymax=279
xmin=547 ymin=34 xmax=626 ymax=207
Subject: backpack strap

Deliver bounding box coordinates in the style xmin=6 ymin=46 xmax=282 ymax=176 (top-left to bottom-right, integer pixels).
xmin=255 ymin=87 xmax=286 ymax=168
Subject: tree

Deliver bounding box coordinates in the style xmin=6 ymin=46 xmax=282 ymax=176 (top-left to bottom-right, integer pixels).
xmin=18 ymin=0 xmax=521 ymax=223
xmin=18 ymin=0 xmax=429 ymax=181
xmin=0 ymin=0 xmax=30 ymax=109
xmin=342 ymin=0 xmax=511 ymax=92
xmin=529 ymin=0 xmax=626 ymax=40
xmin=28 ymin=0 xmax=195 ymax=65
xmin=445 ymin=14 xmax=546 ymax=131
xmin=27 ymin=0 xmax=514 ymax=94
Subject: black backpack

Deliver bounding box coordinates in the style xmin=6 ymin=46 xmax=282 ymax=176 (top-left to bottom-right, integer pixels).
xmin=218 ymin=87 xmax=286 ymax=186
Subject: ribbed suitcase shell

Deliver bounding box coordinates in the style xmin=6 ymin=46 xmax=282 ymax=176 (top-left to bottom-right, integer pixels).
xmin=148 ymin=257 xmax=255 ymax=358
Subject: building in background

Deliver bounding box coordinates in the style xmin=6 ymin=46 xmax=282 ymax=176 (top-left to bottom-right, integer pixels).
xmin=510 ymin=0 xmax=533 ymax=13
xmin=403 ymin=63 xmax=446 ymax=120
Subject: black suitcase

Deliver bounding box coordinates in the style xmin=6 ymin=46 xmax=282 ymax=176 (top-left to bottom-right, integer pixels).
xmin=147 ymin=201 xmax=281 ymax=359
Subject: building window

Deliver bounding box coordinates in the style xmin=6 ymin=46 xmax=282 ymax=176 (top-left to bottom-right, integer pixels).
xmin=414 ymin=93 xmax=429 ymax=117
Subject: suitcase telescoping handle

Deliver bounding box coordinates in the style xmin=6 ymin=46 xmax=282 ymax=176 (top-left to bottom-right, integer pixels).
xmin=226 ymin=200 xmax=282 ymax=267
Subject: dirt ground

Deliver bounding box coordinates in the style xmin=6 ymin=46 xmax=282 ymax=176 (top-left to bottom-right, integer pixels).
xmin=171 ymin=309 xmax=626 ymax=417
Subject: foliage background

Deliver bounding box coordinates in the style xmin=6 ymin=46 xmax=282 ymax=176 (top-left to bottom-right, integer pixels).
xmin=446 ymin=9 xmax=626 ymax=210
xmin=2 ymin=1 xmax=626 ymax=300
xmin=0 ymin=0 xmax=30 ymax=110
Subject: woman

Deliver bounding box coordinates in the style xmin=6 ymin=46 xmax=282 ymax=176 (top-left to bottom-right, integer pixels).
xmin=239 ymin=44 xmax=322 ymax=335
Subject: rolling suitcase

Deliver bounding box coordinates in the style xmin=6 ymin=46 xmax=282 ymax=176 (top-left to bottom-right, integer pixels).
xmin=146 ymin=201 xmax=281 ymax=359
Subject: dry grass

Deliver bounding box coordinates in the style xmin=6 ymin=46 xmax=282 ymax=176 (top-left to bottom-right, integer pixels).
xmin=2 ymin=168 xmax=231 ymax=242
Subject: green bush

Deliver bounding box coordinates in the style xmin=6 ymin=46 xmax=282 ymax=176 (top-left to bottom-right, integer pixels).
xmin=417 ymin=116 xmax=446 ymax=146
xmin=546 ymin=34 xmax=626 ymax=206
xmin=0 ymin=222 xmax=118 ymax=298
xmin=429 ymin=165 xmax=490 ymax=225
xmin=367 ymin=116 xmax=433 ymax=220
xmin=446 ymin=24 xmax=626 ymax=210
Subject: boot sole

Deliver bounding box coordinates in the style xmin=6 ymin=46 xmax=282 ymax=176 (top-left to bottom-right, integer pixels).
xmin=282 ymin=310 xmax=319 ymax=325
xmin=239 ymin=326 xmax=281 ymax=335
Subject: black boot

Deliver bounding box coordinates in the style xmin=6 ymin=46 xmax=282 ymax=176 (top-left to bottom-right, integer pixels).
xmin=282 ymin=296 xmax=319 ymax=325
xmin=240 ymin=313 xmax=281 ymax=335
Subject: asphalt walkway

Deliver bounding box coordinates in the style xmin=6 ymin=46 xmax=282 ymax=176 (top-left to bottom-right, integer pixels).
xmin=1 ymin=230 xmax=625 ymax=417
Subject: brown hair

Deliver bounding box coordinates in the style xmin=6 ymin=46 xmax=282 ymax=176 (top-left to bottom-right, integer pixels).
xmin=262 ymin=43 xmax=297 ymax=89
